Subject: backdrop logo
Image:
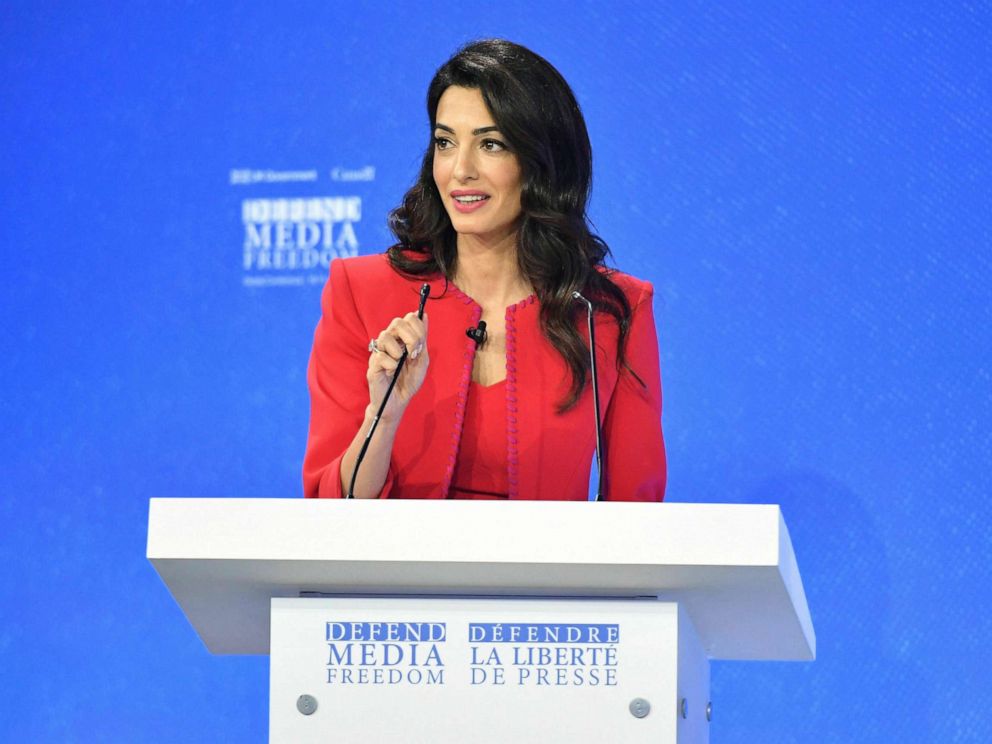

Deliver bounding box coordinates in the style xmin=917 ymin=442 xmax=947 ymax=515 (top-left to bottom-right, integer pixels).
xmin=241 ymin=196 xmax=361 ymax=287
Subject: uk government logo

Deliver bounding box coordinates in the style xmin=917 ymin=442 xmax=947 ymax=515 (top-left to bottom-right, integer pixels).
xmin=241 ymin=196 xmax=361 ymax=287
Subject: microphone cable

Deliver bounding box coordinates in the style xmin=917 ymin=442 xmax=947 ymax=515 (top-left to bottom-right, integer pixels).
xmin=347 ymin=283 xmax=430 ymax=498
xmin=572 ymin=291 xmax=604 ymax=501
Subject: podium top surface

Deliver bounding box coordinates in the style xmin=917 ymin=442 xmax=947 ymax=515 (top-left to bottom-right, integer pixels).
xmin=147 ymin=499 xmax=815 ymax=661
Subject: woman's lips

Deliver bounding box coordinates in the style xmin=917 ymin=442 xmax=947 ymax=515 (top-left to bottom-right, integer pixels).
xmin=451 ymin=191 xmax=490 ymax=213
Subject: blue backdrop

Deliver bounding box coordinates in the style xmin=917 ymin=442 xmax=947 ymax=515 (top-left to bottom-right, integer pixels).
xmin=2 ymin=2 xmax=989 ymax=741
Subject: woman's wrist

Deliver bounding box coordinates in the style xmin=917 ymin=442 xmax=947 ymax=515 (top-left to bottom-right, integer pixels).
xmin=366 ymin=401 xmax=403 ymax=428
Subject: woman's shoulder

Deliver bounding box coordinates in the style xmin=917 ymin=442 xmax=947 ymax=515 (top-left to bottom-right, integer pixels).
xmin=332 ymin=252 xmax=399 ymax=282
xmin=333 ymin=250 xmax=441 ymax=283
xmin=330 ymin=251 xmax=427 ymax=292
xmin=599 ymin=267 xmax=654 ymax=306
xmin=328 ymin=251 xmax=438 ymax=312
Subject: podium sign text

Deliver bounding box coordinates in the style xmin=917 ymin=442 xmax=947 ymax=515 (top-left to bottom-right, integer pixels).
xmin=270 ymin=596 xmax=710 ymax=743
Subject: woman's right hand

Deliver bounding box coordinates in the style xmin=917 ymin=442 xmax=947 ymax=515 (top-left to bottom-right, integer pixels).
xmin=367 ymin=311 xmax=429 ymax=422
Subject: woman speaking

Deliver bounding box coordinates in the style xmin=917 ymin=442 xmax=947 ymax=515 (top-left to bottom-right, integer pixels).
xmin=303 ymin=39 xmax=666 ymax=501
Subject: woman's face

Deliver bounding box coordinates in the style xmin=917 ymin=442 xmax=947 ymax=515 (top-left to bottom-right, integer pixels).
xmin=432 ymin=86 xmax=523 ymax=247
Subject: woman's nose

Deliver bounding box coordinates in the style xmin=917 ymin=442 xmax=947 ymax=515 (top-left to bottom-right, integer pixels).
xmin=453 ymin=148 xmax=478 ymax=182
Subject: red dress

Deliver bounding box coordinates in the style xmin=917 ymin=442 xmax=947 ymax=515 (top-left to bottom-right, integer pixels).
xmin=449 ymin=379 xmax=510 ymax=499
xmin=303 ymin=253 xmax=666 ymax=501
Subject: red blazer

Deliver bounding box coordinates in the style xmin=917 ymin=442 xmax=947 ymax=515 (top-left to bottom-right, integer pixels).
xmin=303 ymin=254 xmax=666 ymax=501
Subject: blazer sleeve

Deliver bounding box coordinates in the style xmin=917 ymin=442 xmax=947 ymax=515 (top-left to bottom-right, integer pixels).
xmin=302 ymin=259 xmax=396 ymax=498
xmin=602 ymin=281 xmax=667 ymax=501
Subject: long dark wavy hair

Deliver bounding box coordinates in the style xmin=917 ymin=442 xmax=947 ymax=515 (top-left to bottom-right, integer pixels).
xmin=387 ymin=39 xmax=638 ymax=411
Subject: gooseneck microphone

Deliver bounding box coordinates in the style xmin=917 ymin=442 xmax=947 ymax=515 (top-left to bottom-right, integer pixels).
xmin=466 ymin=320 xmax=487 ymax=348
xmin=347 ymin=283 xmax=430 ymax=499
xmin=572 ymin=291 xmax=604 ymax=502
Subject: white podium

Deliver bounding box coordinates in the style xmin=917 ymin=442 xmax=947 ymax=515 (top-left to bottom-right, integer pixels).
xmin=147 ymin=499 xmax=815 ymax=743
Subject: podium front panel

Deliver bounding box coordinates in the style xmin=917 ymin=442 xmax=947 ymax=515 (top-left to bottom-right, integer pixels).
xmin=270 ymin=597 xmax=709 ymax=743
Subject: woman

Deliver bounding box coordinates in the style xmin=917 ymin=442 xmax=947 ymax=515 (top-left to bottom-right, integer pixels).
xmin=303 ymin=39 xmax=665 ymax=501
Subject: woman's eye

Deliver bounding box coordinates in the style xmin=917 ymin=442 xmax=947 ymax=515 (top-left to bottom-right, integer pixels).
xmin=481 ymin=139 xmax=507 ymax=152
xmin=434 ymin=136 xmax=453 ymax=150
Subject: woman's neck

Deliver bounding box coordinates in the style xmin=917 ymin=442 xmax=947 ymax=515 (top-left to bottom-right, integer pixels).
xmin=453 ymin=233 xmax=533 ymax=308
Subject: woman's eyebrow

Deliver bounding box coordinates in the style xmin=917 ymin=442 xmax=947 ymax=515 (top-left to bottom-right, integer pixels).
xmin=434 ymin=123 xmax=501 ymax=136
